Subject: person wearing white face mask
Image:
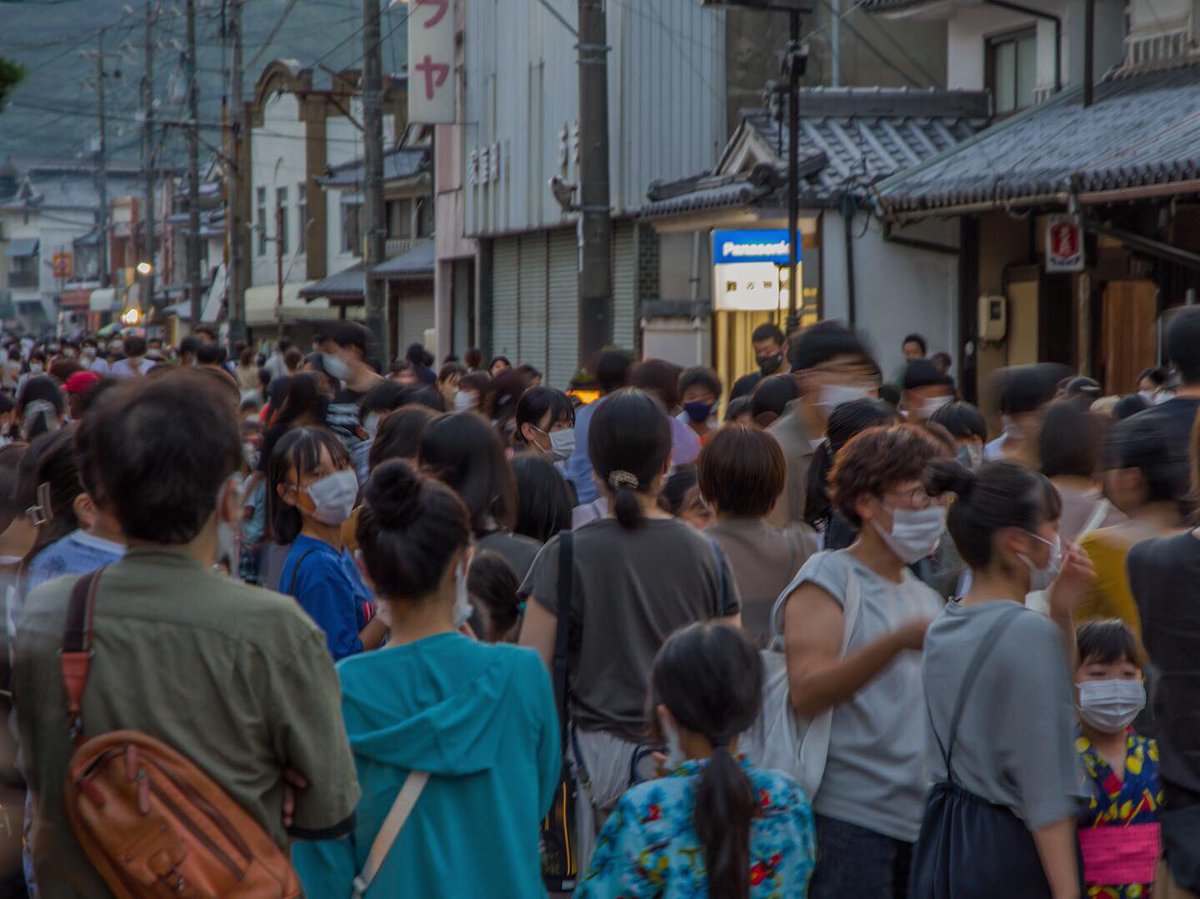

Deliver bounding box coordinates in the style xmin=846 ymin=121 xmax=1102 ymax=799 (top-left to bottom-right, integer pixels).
xmin=513 ymin=386 xmax=576 ymax=465
xmin=914 ymin=458 xmax=1095 ymax=899
xmin=781 ymin=424 xmax=948 ymax=899
xmin=1071 ymin=620 xmax=1161 ymax=899
xmin=293 ymin=459 xmax=561 ymax=899
xmin=270 ymin=427 xmax=387 ymax=660
xmin=767 ymin=321 xmax=879 ymax=528
xmin=901 ymin=358 xmax=956 ymax=422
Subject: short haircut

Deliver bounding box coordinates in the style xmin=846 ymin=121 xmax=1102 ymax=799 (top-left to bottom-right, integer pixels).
xmin=928 ymin=401 xmax=987 ymax=442
xmin=902 ymin=333 xmax=928 ymax=354
xmin=463 ymin=347 xmax=483 ymax=369
xmin=699 ymin=425 xmax=786 ymax=518
xmin=1107 ymin=412 xmax=1177 ymax=504
xmin=789 ymin=320 xmax=868 ymax=372
xmin=1040 ymin=402 xmax=1102 ymax=479
xmin=1168 ymin=308 xmax=1200 ymax=384
xmin=830 ymin=424 xmax=947 ymax=527
xmin=751 ymin=323 xmax=786 ymax=345
xmin=196 ymin=343 xmax=223 ymax=366
xmin=750 ymin=373 xmax=798 ymax=421
xmin=360 ymin=380 xmax=410 ymax=419
xmin=76 ymin=369 xmax=242 ymax=544
xmin=596 ymin=350 xmax=633 ymax=393
xmin=1076 ymin=619 xmax=1146 ymax=668
xmin=997 ymin=365 xmax=1059 ymax=415
xmin=369 ymin=406 xmax=438 ymax=471
xmin=631 ymin=358 xmax=683 ymax=410
xmin=679 ymin=366 xmax=722 ymax=400
xmin=330 ymin=321 xmax=369 ymax=354
xmin=902 ymin=359 xmax=949 ymax=391
xmin=1112 ymin=394 xmax=1148 ymax=422
xmin=178 ymin=336 xmax=200 ymax=357
xmin=124 ymin=335 xmax=147 ymax=358
xmin=1138 ymin=367 xmax=1166 ymax=387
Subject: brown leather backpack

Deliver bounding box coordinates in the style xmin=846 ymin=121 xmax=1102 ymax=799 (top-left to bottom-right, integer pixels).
xmin=60 ymin=571 xmax=302 ymax=898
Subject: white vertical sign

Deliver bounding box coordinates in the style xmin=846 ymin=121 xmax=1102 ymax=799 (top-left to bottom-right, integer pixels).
xmin=407 ymin=0 xmax=455 ymax=124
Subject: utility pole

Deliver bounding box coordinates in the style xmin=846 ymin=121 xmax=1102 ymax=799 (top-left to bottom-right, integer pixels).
xmin=226 ymin=0 xmax=246 ymax=344
xmin=1083 ymin=0 xmax=1095 ymax=108
xmin=94 ymin=30 xmax=110 ymax=288
xmin=186 ymin=0 xmax=203 ymax=327
xmin=830 ymin=0 xmax=840 ymax=87
xmin=786 ymin=11 xmax=804 ymax=334
xmin=577 ymin=0 xmax=613 ymax=362
xmin=361 ymin=0 xmax=387 ymax=360
xmin=141 ymin=0 xmax=157 ymax=311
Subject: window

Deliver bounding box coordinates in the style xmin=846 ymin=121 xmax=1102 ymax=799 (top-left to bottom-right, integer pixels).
xmin=256 ymin=187 xmax=267 ymax=256
xmin=387 ymin=198 xmax=414 ymax=240
xmin=276 ymin=186 xmax=288 ymax=256
xmin=342 ymin=201 xmax=362 ymax=256
xmin=297 ymin=184 xmax=307 ymax=255
xmin=987 ymin=27 xmax=1038 ymax=115
xmin=7 ymin=254 xmax=38 ymax=289
xmin=416 ymin=197 xmax=434 ymax=238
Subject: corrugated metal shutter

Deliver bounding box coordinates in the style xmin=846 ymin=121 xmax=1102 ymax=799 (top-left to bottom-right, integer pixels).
xmin=491 ymin=237 xmax=519 ymax=358
xmin=547 ymin=228 xmax=579 ymax=388
xmin=612 ymin=220 xmax=637 ymax=352
xmin=397 ymin=297 xmax=435 ymax=348
xmin=517 ymin=233 xmax=548 ymax=375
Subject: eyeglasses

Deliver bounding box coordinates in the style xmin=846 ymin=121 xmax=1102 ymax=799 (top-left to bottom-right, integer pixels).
xmin=880 ymin=485 xmax=935 ymax=510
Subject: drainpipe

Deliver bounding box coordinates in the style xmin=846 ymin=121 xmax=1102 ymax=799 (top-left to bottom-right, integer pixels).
xmin=843 ymin=197 xmax=857 ymax=326
xmin=982 ymin=0 xmax=1062 ymax=94
xmin=689 ymin=231 xmax=700 ymax=302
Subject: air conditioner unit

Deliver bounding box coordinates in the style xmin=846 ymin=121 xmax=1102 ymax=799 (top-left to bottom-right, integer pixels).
xmin=978 ymin=295 xmax=1007 ymax=342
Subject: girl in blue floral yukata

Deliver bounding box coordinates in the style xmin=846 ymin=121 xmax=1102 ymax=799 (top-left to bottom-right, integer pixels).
xmin=578 ymin=622 xmax=815 ymax=898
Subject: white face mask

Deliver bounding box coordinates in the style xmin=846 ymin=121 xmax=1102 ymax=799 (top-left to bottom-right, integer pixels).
xmin=452 ymin=557 xmax=472 ymax=628
xmin=659 ymin=711 xmax=687 ymax=772
xmin=28 ymin=364 xmax=43 ymax=374
xmin=322 ymin=352 xmax=353 ymax=382
xmin=545 ymin=427 xmax=575 ymax=461
xmin=817 ymin=383 xmax=873 ymax=414
xmin=921 ymin=395 xmax=953 ymax=419
xmin=1078 ymin=679 xmax=1146 ymax=733
xmin=1019 ymin=532 xmax=1062 ymax=592
xmin=110 ymin=341 xmax=124 ymax=355
xmin=82 ymin=347 xmax=96 ymax=359
xmin=872 ymin=504 xmax=947 ymax=564
xmin=301 ymin=469 xmax=358 ymax=525
xmin=453 ymin=391 xmax=477 ymax=411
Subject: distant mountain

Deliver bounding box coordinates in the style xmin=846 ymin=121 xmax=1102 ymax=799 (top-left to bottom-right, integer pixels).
xmin=0 ymin=0 xmax=409 ymax=163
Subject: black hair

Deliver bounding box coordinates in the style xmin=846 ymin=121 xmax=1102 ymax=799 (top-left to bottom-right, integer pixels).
xmin=1106 ymin=413 xmax=1178 ymax=505
xmin=996 ymin=364 xmax=1061 ymax=415
xmin=902 ymin=333 xmax=928 ymax=354
xmin=751 ymin=323 xmax=785 ymax=345
xmin=406 ymin=342 xmax=433 ymax=367
xmin=0 ymin=444 xmax=26 ymax=533
xmin=76 ymin=369 xmax=243 ymax=544
xmin=488 ymin=355 xmax=512 ymax=371
xmin=512 ymin=454 xmax=572 ymax=543
xmin=750 ymin=374 xmax=798 ymax=424
xmin=659 ymin=465 xmax=699 ymax=517
xmin=789 ymin=320 xmax=867 ymax=372
xmin=516 ymin=363 xmax=541 ymax=381
xmin=928 ymin=400 xmax=987 ymax=442
xmin=931 ymin=351 xmax=952 ymax=371
xmin=925 ymin=459 xmax=1062 ymax=570
xmin=23 ymin=427 xmax=83 ymax=567
xmin=514 ymin=387 xmax=575 ymax=445
xmin=724 ymin=396 xmax=752 ymax=422
xmin=1138 ymin=367 xmax=1166 ymax=388
xmin=1076 ymin=619 xmax=1146 ymax=668
xmin=468 ymin=550 xmax=523 ymax=642
xmin=330 ymin=321 xmax=369 ymax=355
xmin=419 ymin=411 xmax=517 ymax=535
xmin=273 ymin=373 xmax=329 ymax=430
xmin=492 ymin=369 xmax=531 ymax=428
xmin=902 ymin=358 xmax=948 ymax=391
xmin=178 ymin=336 xmax=200 ymax=357
xmin=267 ymin=427 xmax=352 ymax=545
xmin=360 ymin=380 xmax=410 ymax=420
xmin=1040 ymin=402 xmax=1102 ymax=479
xmin=18 ymin=376 xmax=64 ymax=441
xmin=458 ymin=371 xmax=496 ymax=418
xmin=196 ymin=343 xmax=223 ymax=366
xmin=877 ymin=383 xmax=902 ymax=408
xmin=464 ymin=347 xmax=483 ymax=370
xmin=124 ymin=335 xmax=147 ymax=358
xmin=679 ymin=366 xmax=722 ymax=400
xmin=369 ymin=406 xmax=438 ymax=471
xmin=357 ymin=459 xmax=471 ymax=600
xmin=804 ymin=398 xmax=898 ymax=531
xmin=1113 ymin=394 xmax=1149 ymax=421
xmin=631 ymin=359 xmax=683 ymax=410
xmin=596 ymin=350 xmax=633 ymax=394
xmin=652 ymin=623 xmax=763 ymax=899
xmin=589 ymin=389 xmax=672 ymax=529
xmin=438 ymin=362 xmax=466 ymax=383
xmin=1167 ymin=308 xmax=1200 ymax=384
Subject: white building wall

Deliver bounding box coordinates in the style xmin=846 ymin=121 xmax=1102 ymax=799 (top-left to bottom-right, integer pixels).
xmin=249 ymin=92 xmax=307 ymax=290
xmin=324 ymin=114 xmax=369 ymax=278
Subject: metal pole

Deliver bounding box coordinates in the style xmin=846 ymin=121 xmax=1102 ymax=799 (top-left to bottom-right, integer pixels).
xmin=361 ymin=0 xmax=387 ymax=360
xmin=227 ymin=0 xmax=246 ymax=343
xmin=830 ymin=0 xmax=840 ymax=88
xmin=186 ymin=0 xmax=203 ymax=328
xmin=276 ymin=204 xmax=284 ymax=339
xmin=786 ymin=10 xmax=801 ymax=334
xmin=95 ymin=30 xmax=109 ymax=289
xmin=577 ymin=0 xmax=613 ymax=362
xmin=1083 ymin=0 xmax=1094 ymax=108
xmin=142 ymin=0 xmax=156 ymax=311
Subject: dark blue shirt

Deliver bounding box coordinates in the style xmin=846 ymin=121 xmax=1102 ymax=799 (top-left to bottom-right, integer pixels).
xmin=279 ymin=534 xmax=373 ymax=661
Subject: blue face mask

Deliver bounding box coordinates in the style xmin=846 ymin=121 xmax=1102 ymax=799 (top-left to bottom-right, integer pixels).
xmin=683 ymin=401 xmax=714 ymax=424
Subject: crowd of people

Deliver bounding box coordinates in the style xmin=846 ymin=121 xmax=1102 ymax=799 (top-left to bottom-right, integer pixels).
xmin=0 ymin=308 xmax=1194 ymax=898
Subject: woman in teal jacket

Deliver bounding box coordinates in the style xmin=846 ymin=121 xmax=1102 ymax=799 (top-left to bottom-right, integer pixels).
xmin=293 ymin=460 xmax=560 ymax=898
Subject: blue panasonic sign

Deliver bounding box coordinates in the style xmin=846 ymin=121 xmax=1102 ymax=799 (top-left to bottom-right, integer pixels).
xmin=712 ymin=229 xmax=800 ymax=266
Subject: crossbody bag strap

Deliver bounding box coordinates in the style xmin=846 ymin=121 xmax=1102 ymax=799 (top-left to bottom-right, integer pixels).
xmin=351 ymin=770 xmax=430 ymax=898
xmin=285 ymin=548 xmax=319 ymax=597
xmin=552 ymin=531 xmax=575 ymax=747
xmin=61 ymin=571 xmax=103 ymax=741
xmin=932 ymin=607 xmax=1023 ymax=782
xmin=705 ymin=536 xmax=732 ymax=616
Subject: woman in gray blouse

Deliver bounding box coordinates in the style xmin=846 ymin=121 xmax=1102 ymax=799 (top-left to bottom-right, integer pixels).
xmin=915 ymin=458 xmax=1093 ymax=899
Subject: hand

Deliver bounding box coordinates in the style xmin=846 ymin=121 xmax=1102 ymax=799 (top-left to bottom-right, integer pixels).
xmin=282 ymin=768 xmax=309 ymax=829
xmin=1047 ymin=541 xmax=1094 ymax=620
xmin=895 ymin=617 xmax=933 ymax=652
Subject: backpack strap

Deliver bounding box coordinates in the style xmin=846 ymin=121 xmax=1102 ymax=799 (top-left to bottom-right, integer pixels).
xmin=61 ymin=571 xmax=102 ymax=742
xmin=706 ymin=536 xmax=732 ymax=616
xmin=352 ymin=770 xmax=429 ymax=898
xmin=551 ymin=531 xmax=574 ymax=746
xmin=284 ymin=548 xmax=319 ymax=597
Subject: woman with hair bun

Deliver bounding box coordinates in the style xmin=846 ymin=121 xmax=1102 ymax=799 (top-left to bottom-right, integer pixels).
xmin=912 ymin=459 xmax=1093 ymax=899
xmin=519 ymin=388 xmax=742 ymax=868
xmin=293 ymin=460 xmax=560 ymax=898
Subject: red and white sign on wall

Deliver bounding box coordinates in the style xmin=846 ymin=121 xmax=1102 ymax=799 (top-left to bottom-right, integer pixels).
xmin=407 ymin=0 xmax=455 ymax=124
xmin=1045 ymin=215 xmax=1085 ymax=273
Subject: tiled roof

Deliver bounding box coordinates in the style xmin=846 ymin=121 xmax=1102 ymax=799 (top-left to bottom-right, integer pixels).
xmin=373 ymin=238 xmax=434 ymax=278
xmin=320 ymin=147 xmax=429 ymax=188
xmin=299 ymin=263 xmax=364 ymax=301
xmin=879 ymin=66 xmax=1200 ymax=214
xmin=642 ymin=174 xmax=777 ymax=218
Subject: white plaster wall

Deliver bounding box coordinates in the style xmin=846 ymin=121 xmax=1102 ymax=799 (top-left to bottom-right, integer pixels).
xmin=249 ymin=92 xmax=306 ymax=289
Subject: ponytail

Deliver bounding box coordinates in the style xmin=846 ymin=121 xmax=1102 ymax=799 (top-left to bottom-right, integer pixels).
xmin=609 ymin=470 xmax=642 ymax=528
xmin=694 ymin=743 xmax=755 ymax=899
xmin=589 ymin=389 xmax=672 ymax=530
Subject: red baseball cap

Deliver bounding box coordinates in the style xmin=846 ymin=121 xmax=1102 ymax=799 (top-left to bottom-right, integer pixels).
xmin=64 ymin=371 xmax=101 ymax=396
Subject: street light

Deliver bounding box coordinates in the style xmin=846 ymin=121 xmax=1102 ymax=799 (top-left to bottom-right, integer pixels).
xmin=121 ymin=307 xmax=142 ymax=326
xmin=136 ymin=261 xmax=154 ymax=276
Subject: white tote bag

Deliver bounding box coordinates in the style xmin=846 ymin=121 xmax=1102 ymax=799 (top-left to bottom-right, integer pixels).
xmin=740 ymin=565 xmax=860 ymax=800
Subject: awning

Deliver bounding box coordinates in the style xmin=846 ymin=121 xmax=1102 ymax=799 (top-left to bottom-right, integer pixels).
xmin=299 ymin=264 xmax=365 ymax=302
xmin=89 ymin=287 xmax=117 ymax=313
xmin=879 ymin=66 xmax=1200 ymax=216
xmin=5 ymin=238 xmax=39 ymax=258
xmin=244 ymin=280 xmax=338 ymax=326
xmin=373 ymin=239 xmax=435 ymax=280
